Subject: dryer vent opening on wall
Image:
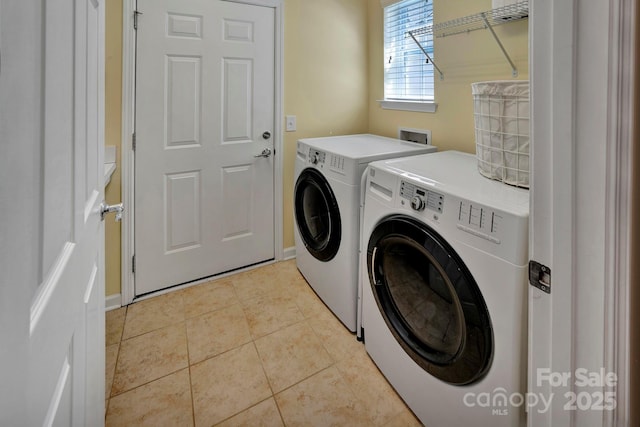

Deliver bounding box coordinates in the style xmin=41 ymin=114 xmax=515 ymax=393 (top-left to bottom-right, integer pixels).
xmin=398 ymin=127 xmax=432 ymax=145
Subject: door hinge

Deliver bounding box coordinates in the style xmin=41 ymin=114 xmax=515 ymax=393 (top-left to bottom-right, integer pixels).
xmin=132 ymin=132 xmax=136 ymax=151
xmin=529 ymin=260 xmax=551 ymax=294
xmin=134 ymin=10 xmax=143 ymax=30
xmin=132 ymin=255 xmax=136 ymax=274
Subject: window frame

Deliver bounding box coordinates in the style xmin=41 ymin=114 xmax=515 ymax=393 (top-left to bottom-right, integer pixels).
xmin=379 ymin=0 xmax=438 ymax=113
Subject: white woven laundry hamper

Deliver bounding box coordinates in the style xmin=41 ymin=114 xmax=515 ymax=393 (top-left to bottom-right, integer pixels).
xmin=472 ymin=80 xmax=530 ymax=188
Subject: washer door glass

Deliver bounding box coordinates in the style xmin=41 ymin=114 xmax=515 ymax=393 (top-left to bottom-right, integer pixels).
xmin=367 ymin=214 xmax=493 ymax=385
xmin=294 ymin=168 xmax=341 ymax=262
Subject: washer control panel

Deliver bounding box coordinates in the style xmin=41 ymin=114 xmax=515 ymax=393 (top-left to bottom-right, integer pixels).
xmin=456 ymin=201 xmax=502 ymax=244
xmin=400 ymin=180 xmax=444 ymax=213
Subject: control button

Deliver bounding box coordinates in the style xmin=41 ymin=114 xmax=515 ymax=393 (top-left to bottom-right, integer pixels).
xmin=411 ymin=195 xmax=426 ymax=211
xmin=459 ymin=201 xmax=469 ymax=221
xmin=469 ymin=205 xmax=482 ymax=227
xmin=400 ymin=180 xmax=416 ymax=200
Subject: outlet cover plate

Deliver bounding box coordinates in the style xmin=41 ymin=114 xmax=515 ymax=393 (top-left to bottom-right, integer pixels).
xmin=286 ymin=115 xmax=296 ymax=132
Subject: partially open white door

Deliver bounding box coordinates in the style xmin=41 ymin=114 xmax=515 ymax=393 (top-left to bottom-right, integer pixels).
xmin=528 ymin=0 xmax=629 ymax=425
xmin=0 ymin=0 xmax=106 ymax=424
xmin=134 ymin=0 xmax=276 ymax=296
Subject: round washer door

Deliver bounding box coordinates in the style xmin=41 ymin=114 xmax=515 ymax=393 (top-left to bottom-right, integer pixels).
xmin=294 ymin=168 xmax=341 ymax=262
xmin=367 ymin=214 xmax=493 ymax=385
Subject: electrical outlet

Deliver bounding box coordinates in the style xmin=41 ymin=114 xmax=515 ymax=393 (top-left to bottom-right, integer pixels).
xmin=285 ymin=115 xmax=297 ymax=132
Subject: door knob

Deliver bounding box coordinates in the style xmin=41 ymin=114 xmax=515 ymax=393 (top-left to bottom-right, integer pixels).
xmin=100 ymin=202 xmax=124 ymax=222
xmin=262 ymin=131 xmax=271 ymax=140
xmin=254 ymin=148 xmax=272 ymax=158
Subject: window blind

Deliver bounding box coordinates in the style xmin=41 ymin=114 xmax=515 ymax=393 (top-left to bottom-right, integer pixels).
xmin=384 ymin=0 xmax=434 ymax=102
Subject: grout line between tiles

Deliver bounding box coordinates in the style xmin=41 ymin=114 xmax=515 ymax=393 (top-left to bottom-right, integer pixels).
xmin=272 ymin=364 xmax=338 ymax=397
xmin=105 ymin=307 xmax=126 ymax=422
xmin=272 ymin=396 xmax=287 ymax=427
xmin=183 ymin=320 xmax=197 ymax=427
xmin=252 ymin=340 xmax=278 ymax=397
xmin=107 ymin=310 xmax=126 ymax=400
xmin=108 ymin=364 xmax=191 ymax=399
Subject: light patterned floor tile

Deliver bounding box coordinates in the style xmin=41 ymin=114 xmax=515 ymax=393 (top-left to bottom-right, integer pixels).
xmin=105 ymin=343 xmax=119 ymax=398
xmin=191 ymin=343 xmax=272 ymax=427
xmin=122 ymin=291 xmax=184 ymax=339
xmin=274 ymin=366 xmax=373 ymax=427
xmin=105 ymin=260 xmax=421 ymax=427
xmin=215 ymin=398 xmax=284 ymax=427
xmin=307 ymin=309 xmax=361 ymax=362
xmin=111 ymin=323 xmax=188 ymax=395
xmin=337 ymin=345 xmax=409 ymax=425
xmin=267 ymin=260 xmax=310 ymax=294
xmin=180 ymin=278 xmax=239 ymax=319
xmin=106 ymin=369 xmax=193 ymax=427
xmin=384 ymin=407 xmax=423 ymax=427
xmin=291 ymin=284 xmax=331 ymax=319
xmin=106 ymin=307 xmax=126 ymax=346
xmin=229 ymin=266 xmax=281 ymax=301
xmin=254 ymin=321 xmax=333 ymax=393
xmin=241 ymin=293 xmax=304 ymax=339
xmin=186 ymin=303 xmax=252 ymax=364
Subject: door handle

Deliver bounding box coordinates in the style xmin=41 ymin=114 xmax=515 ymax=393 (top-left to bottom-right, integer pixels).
xmin=254 ymin=148 xmax=272 ymax=158
xmin=100 ymin=202 xmax=124 ymax=222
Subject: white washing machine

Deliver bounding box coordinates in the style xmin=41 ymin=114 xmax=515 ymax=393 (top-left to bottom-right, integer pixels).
xmin=294 ymin=134 xmax=437 ymax=332
xmin=360 ymin=151 xmax=529 ymax=426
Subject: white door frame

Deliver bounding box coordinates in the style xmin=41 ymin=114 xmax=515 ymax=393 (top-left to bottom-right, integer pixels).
xmin=528 ymin=0 xmax=634 ymax=425
xmin=120 ymin=0 xmax=284 ymax=305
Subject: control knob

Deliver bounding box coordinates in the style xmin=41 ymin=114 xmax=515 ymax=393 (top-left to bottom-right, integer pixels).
xmin=411 ymin=195 xmax=426 ymax=211
xmin=310 ymin=152 xmax=319 ymax=165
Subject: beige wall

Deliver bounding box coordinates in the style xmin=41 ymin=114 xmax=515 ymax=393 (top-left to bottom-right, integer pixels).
xmin=367 ymin=0 xmax=529 ymax=153
xmin=105 ymin=0 xmax=529 ymax=296
xmin=105 ymin=0 xmax=123 ymax=297
xmin=283 ymin=0 xmax=370 ymax=248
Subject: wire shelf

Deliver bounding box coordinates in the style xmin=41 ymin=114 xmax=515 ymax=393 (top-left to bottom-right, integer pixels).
xmin=410 ymin=1 xmax=528 ymax=38
xmin=407 ymin=1 xmax=528 ymax=78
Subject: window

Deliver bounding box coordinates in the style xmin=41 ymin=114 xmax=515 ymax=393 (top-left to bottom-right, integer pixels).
xmin=382 ymin=0 xmax=436 ymax=112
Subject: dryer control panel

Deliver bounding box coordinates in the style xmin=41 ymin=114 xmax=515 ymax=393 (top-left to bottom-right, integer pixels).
xmin=400 ymin=180 xmax=444 ymax=213
xmin=307 ymin=149 xmax=326 ymax=166
xmin=328 ymin=154 xmax=346 ymax=172
xmin=306 ymin=148 xmax=349 ymax=174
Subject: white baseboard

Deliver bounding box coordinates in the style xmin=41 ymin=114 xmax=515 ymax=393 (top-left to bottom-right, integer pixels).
xmin=283 ymin=246 xmax=296 ymax=260
xmin=105 ymin=294 xmax=122 ymax=311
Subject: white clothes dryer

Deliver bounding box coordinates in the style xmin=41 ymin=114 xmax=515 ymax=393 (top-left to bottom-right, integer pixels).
xmin=293 ymin=134 xmax=436 ymax=332
xmin=360 ymin=151 xmax=529 ymax=426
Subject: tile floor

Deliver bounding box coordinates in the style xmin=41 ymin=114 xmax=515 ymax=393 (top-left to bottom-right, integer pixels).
xmin=105 ymin=259 xmax=422 ymax=427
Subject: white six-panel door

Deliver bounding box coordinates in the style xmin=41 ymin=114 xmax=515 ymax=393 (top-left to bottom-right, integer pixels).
xmin=0 ymin=0 xmax=106 ymax=425
xmin=135 ymin=0 xmax=276 ymax=295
